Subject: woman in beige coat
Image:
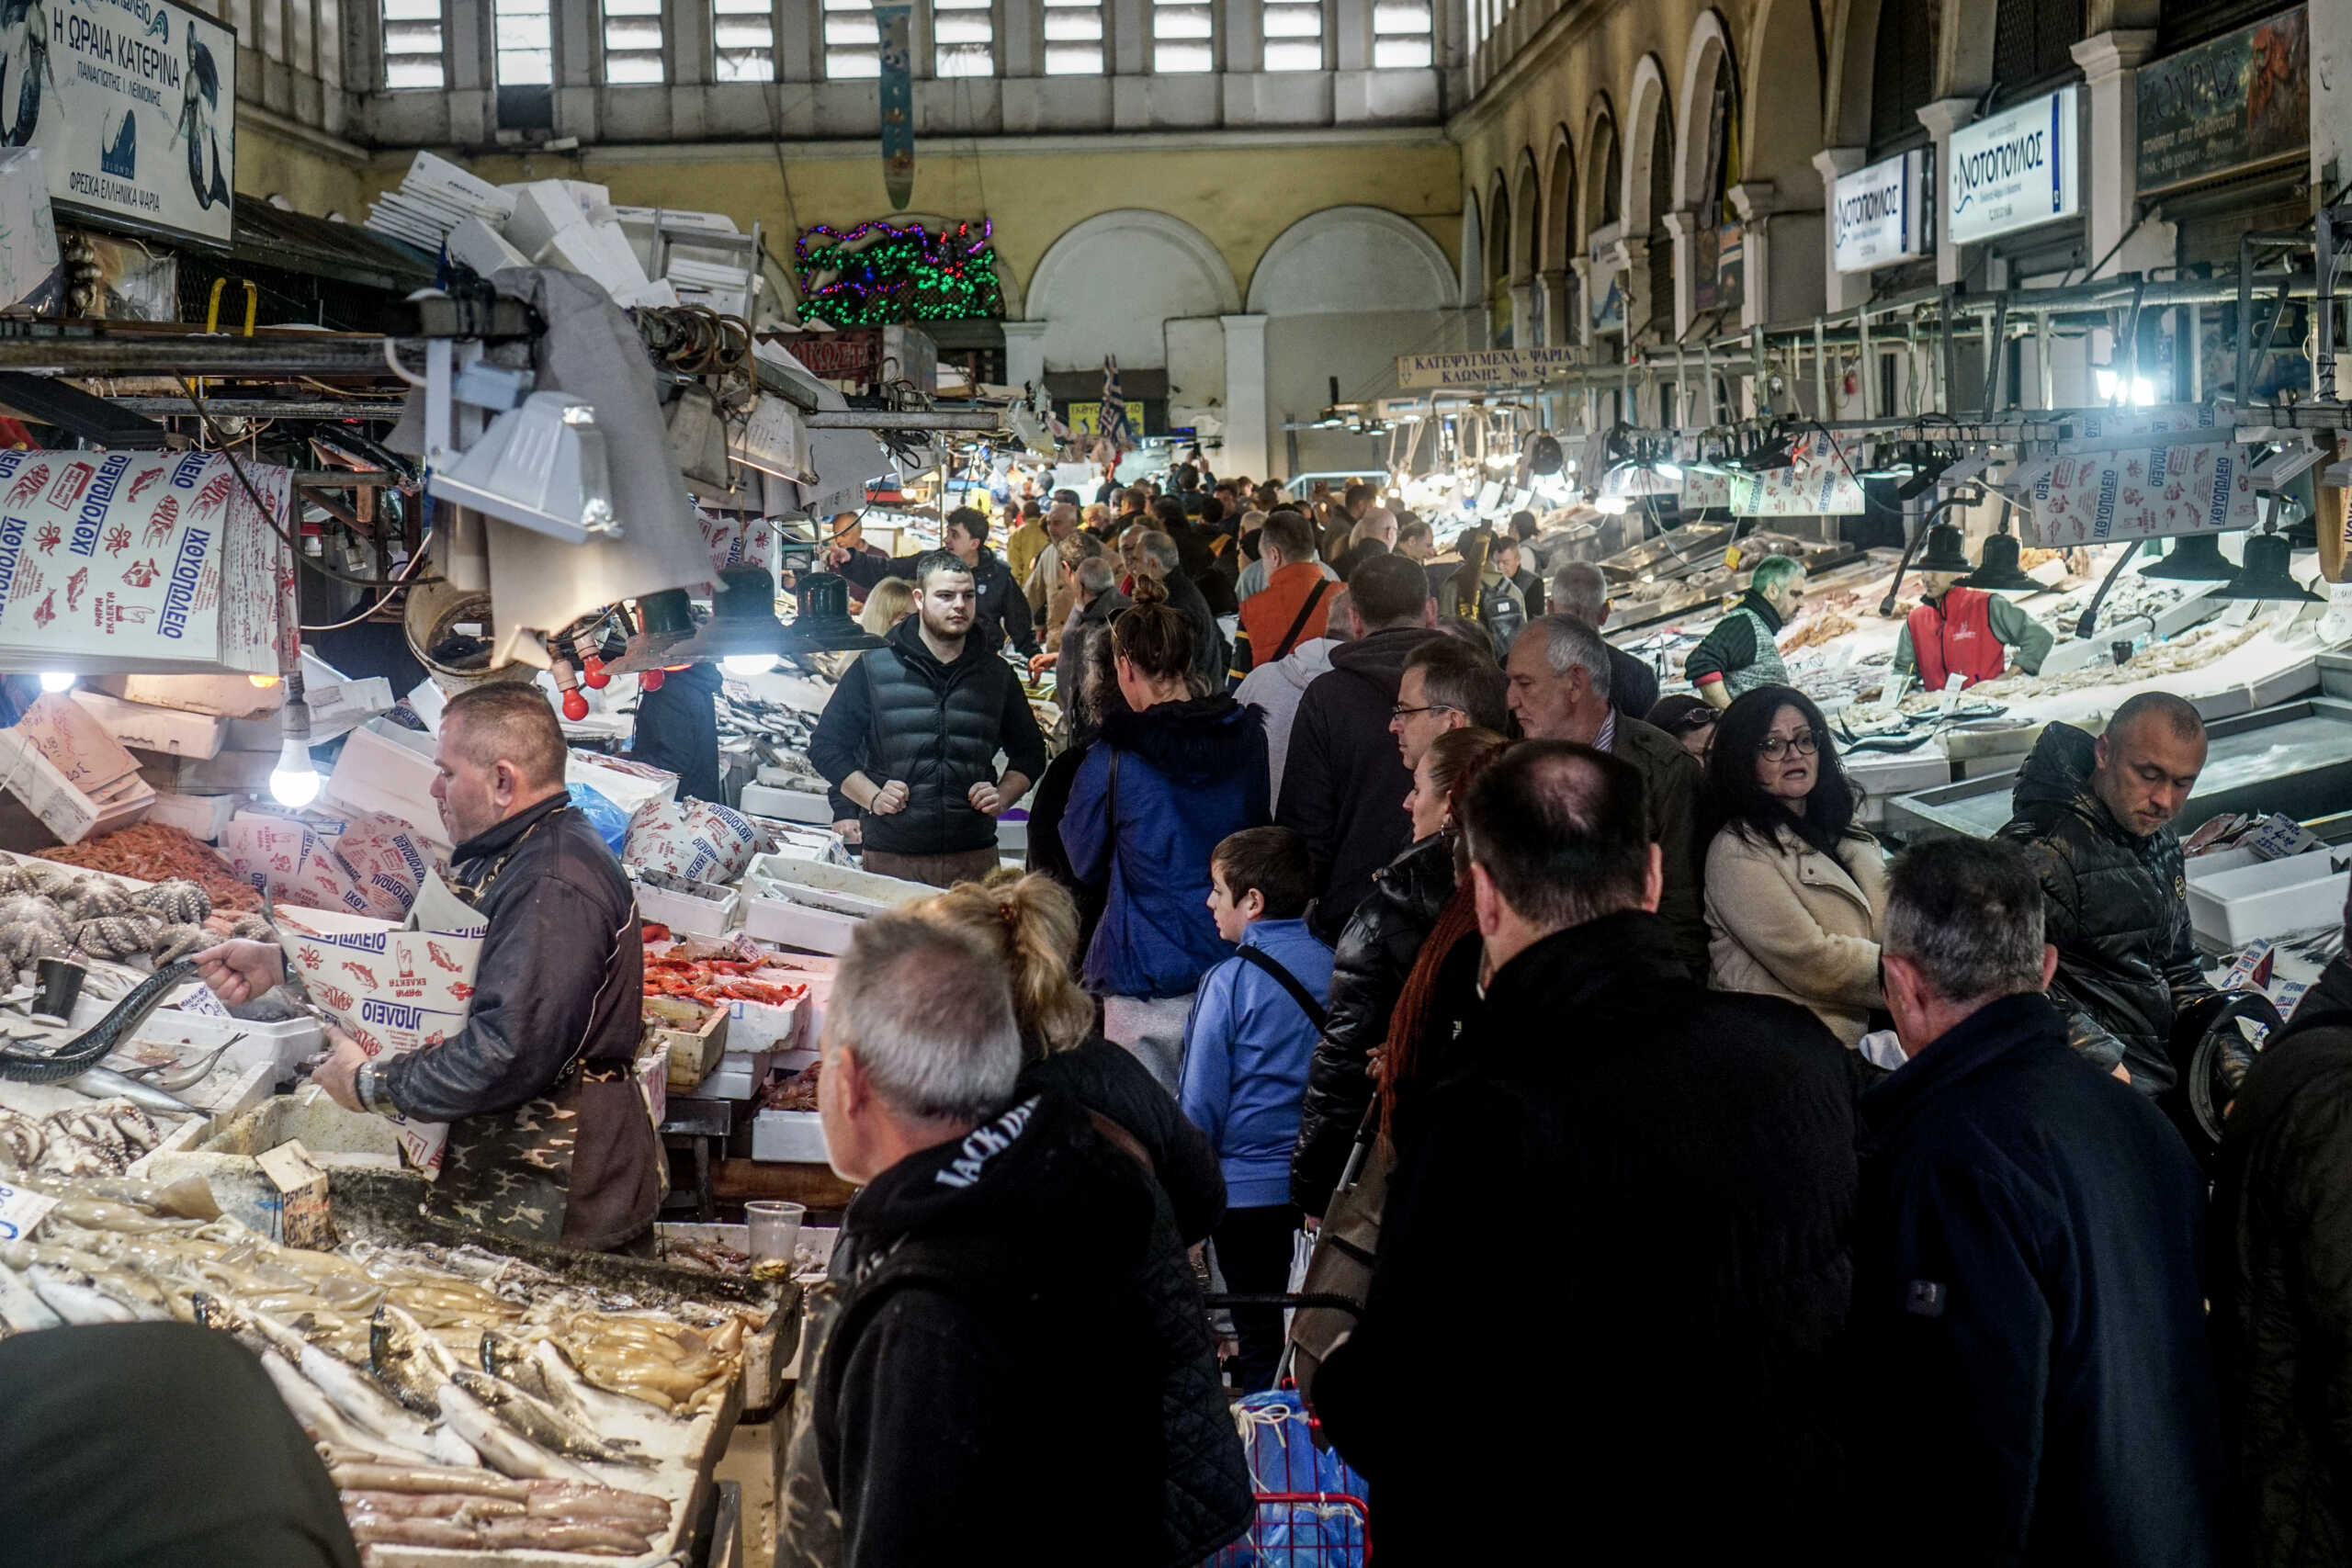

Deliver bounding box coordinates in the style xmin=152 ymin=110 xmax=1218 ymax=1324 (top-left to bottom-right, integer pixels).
xmin=1702 ymin=684 xmax=1887 ymax=1045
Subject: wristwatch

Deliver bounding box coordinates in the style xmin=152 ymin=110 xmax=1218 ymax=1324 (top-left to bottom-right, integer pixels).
xmin=355 ymin=1060 xmax=383 ymax=1115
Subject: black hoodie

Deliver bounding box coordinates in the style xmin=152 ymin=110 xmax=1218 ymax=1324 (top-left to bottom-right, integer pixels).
xmin=1277 ymin=625 xmax=1445 ymax=941
xmin=809 ymin=1091 xmax=1250 ymax=1567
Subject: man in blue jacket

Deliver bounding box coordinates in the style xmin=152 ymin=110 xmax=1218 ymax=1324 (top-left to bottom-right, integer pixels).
xmin=1181 ymin=826 xmax=1334 ymax=1392
xmin=1855 ymin=835 xmax=2221 ymax=1566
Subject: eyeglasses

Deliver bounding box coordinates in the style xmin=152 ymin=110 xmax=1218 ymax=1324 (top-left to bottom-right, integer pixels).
xmin=1390 ymin=703 xmax=1461 ymax=721
xmin=1759 ymin=732 xmax=1820 ymax=760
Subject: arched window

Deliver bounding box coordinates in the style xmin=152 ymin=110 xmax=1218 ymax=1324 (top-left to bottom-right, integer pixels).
xmin=1992 ymin=0 xmax=2084 ymax=97
xmin=1869 ymin=0 xmax=1936 ymax=153
xmin=1592 ymin=119 xmax=1621 ymax=232
xmin=1645 ymin=107 xmax=1672 ymax=339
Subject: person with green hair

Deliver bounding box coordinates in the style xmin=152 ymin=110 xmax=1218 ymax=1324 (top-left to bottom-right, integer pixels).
xmin=1686 ymin=554 xmax=1806 ymax=710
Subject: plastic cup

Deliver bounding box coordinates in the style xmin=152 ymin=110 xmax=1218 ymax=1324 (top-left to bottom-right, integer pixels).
xmin=31 ymin=956 xmax=85 ymax=1024
xmin=744 ymin=1200 xmax=806 ymax=1268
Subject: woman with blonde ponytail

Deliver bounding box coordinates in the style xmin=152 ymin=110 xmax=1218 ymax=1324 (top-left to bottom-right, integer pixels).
xmin=911 ymin=870 xmax=1226 ymax=1244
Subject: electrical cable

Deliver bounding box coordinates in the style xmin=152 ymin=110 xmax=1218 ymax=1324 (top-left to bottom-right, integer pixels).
xmin=177 ymin=377 xmax=444 ymax=592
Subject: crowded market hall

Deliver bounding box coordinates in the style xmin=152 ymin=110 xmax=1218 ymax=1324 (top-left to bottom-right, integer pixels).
xmin=0 ymin=0 xmax=2347 ymax=1563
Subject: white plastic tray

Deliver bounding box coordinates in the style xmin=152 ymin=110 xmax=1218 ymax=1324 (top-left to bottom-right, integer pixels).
xmin=2187 ymin=849 xmax=2349 ymax=948
xmin=744 ymin=855 xmax=933 ymax=919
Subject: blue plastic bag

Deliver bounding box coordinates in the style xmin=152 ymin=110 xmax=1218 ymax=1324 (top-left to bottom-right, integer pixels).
xmin=1223 ymin=1389 xmax=1368 ymax=1567
xmin=569 ymin=783 xmax=631 ymax=854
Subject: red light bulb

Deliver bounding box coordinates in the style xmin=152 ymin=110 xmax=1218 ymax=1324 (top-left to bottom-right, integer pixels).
xmin=640 ymin=669 xmax=666 ymax=693
xmin=561 ymin=689 xmax=589 ymax=721
xmin=581 ymin=653 xmax=609 ymax=690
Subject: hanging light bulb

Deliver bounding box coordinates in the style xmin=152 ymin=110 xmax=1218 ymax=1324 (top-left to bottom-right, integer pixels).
xmin=270 ymin=738 xmax=322 ymax=807
xmin=1654 ymin=459 xmax=1684 ymax=481
xmin=552 ymin=660 xmax=590 ymax=722
xmin=37 ymin=671 xmax=74 ymax=693
xmin=571 ymin=628 xmax=610 ymax=689
xmin=248 ymin=674 xmax=281 ymax=689
xmin=722 ymin=654 xmax=775 ymax=677
xmin=640 ymin=668 xmax=667 ymax=693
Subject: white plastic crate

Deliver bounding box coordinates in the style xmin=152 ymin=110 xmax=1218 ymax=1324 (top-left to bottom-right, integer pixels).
xmin=2187 ymin=850 xmax=2349 ymax=948
xmin=634 ymin=877 xmax=741 ymax=939
xmin=751 ymin=1109 xmax=829 ymax=1162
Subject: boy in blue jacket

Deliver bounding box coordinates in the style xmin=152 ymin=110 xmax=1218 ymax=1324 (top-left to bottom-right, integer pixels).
xmin=1181 ymin=826 xmax=1336 ymax=1391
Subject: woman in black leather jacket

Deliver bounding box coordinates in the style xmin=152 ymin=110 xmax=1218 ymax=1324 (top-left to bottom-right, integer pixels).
xmin=1288 ymin=728 xmax=1508 ymax=1215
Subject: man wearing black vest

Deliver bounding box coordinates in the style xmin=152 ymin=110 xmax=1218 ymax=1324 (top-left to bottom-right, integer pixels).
xmin=810 ymin=551 xmax=1047 ymax=887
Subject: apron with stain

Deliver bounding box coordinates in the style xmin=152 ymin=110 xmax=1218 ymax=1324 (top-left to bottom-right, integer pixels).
xmin=421 ymin=818 xmax=659 ymax=1250
xmin=1721 ymin=604 xmax=1792 ymax=697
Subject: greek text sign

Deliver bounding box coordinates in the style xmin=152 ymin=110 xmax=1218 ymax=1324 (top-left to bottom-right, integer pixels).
xmin=2013 ymin=437 xmax=2259 ymax=547
xmin=1396 ymin=347 xmax=1583 ymax=389
xmin=5 ymin=0 xmax=237 ymax=247
xmin=1947 ymin=86 xmax=2078 ymax=247
xmin=1833 ymin=150 xmax=1928 ymax=273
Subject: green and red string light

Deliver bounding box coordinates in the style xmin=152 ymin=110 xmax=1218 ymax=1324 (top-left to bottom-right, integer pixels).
xmin=794 ymin=219 xmax=1005 ymax=326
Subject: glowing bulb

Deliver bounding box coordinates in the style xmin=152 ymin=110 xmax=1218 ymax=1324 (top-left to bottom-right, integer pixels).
xmin=580 ymin=655 xmax=609 ymax=690
xmin=722 ymin=654 xmax=774 ymax=676
xmin=1654 ymin=461 xmax=1684 ymax=481
xmin=37 ymin=671 xmax=74 ymax=693
xmin=1594 ymin=494 xmax=1632 ymax=515
xmin=248 ymin=674 xmax=281 ymax=689
xmin=269 ymin=739 xmax=321 ymax=807
xmin=640 ymin=669 xmax=666 ymax=693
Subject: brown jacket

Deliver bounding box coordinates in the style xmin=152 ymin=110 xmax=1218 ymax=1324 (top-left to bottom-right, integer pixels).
xmin=1703 ymin=821 xmax=1887 ymax=1045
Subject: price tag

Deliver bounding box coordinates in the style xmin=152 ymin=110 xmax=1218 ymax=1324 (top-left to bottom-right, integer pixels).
xmin=0 ymin=1180 xmax=56 ymax=1241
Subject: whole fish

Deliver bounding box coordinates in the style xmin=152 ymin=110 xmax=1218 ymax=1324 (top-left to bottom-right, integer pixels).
xmin=253 ymin=1347 xmax=420 ymax=1467
xmin=27 ymin=1264 xmax=143 ymax=1325
xmin=514 ymin=1334 xmax=672 ymax=1425
xmin=434 ymin=1379 xmax=602 ymax=1485
xmin=448 ymin=1365 xmax=648 ymax=1467
xmin=224 ymin=1299 xmax=444 ymax=1461
xmin=0 ymin=1265 xmax=62 ymax=1331
xmin=62 ymin=1066 xmax=198 ymax=1117
xmin=370 ymin=1301 xmax=461 ymax=1415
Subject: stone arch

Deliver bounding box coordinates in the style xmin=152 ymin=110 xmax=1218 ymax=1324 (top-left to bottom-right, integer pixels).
xmin=1744 ymin=0 xmax=1826 ymax=197
xmin=1582 ymin=94 xmax=1621 ymax=242
xmin=1246 ymin=206 xmax=1458 ymax=314
xmin=1486 ymin=171 xmax=1512 ymax=290
xmin=1824 ymin=0 xmax=1883 ymax=149
xmin=1512 ymin=148 xmax=1544 ymax=282
xmin=1024 ymin=209 xmax=1240 ymax=372
xmin=1945 ymin=0 xmax=2001 ymax=102
xmin=1673 ymin=10 xmax=1736 ymax=213
xmin=1544 ymin=123 xmax=1576 ymax=273
xmin=1623 ymin=54 xmax=1673 ymax=235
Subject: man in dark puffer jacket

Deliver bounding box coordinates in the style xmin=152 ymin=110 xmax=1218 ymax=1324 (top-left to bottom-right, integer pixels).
xmin=2211 ymin=896 xmax=2352 ymax=1568
xmin=783 ymin=913 xmax=1250 ymax=1568
xmin=1995 ymin=694 xmax=2216 ymax=1094
xmin=809 ymin=552 xmax=1048 ymax=887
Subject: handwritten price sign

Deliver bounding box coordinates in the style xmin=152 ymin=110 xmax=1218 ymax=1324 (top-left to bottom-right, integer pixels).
xmin=0 ymin=1180 xmax=57 ymax=1241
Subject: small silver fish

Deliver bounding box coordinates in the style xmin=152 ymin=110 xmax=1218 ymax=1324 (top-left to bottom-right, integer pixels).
xmin=61 ymin=1066 xmax=196 ymax=1117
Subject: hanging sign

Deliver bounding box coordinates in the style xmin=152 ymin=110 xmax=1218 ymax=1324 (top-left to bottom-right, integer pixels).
xmin=1947 ymin=85 xmax=2078 ymax=247
xmin=1396 ymin=347 xmax=1583 ymax=389
xmin=875 ymin=1 xmax=915 ymax=210
xmin=2136 ymin=6 xmax=2308 ymax=194
xmin=2011 ymin=437 xmax=2259 ymax=546
xmin=1832 ymin=149 xmax=1928 ymax=273
xmin=1727 ymin=430 xmax=1866 ymax=516
xmin=16 ymin=0 xmax=237 ymax=247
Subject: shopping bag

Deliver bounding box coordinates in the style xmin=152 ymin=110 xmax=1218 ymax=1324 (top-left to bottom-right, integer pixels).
xmin=1228 ymin=1389 xmax=1368 ymax=1568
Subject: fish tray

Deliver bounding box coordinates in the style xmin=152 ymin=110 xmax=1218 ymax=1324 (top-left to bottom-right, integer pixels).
xmin=741 ymin=854 xmax=933 ymax=919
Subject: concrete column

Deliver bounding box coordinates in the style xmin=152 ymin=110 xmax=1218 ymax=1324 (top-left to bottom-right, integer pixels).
xmin=1334 ymin=0 xmax=1370 ymax=71
xmin=1220 ymin=314 xmax=1272 ymax=481
xmin=1660 ymin=208 xmax=1700 ymax=340
xmin=1725 ymin=184 xmax=1770 ymax=331
xmin=1614 ymin=233 xmax=1653 ymax=346
xmin=1004 ymin=321 xmax=1048 ymax=390
xmin=2072 ymin=30 xmax=2171 ymax=280
xmin=778 ymin=0 xmax=818 ymax=81
xmin=1004 ymin=0 xmax=1040 ymax=77
xmin=1537 ymin=268 xmax=1572 ymax=348
xmin=1811 ymin=147 xmax=1870 ymax=312
xmin=1109 ymin=0 xmax=1147 ymax=73
xmin=1507 ymin=280 xmax=1538 ymax=348
xmin=1567 ymin=255 xmax=1595 ymax=347
xmin=1915 ymin=97 xmax=1977 ymax=288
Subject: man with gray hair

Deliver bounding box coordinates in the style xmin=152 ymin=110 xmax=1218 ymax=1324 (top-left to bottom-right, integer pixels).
xmin=796 ymin=910 xmax=1213 ymax=1566
xmin=1502 ymin=613 xmax=1705 ymax=970
xmin=1549 ymin=560 xmax=1658 ymax=718
xmin=1854 ymin=836 xmax=2219 ymax=1563
xmin=1135 ymin=528 xmax=1227 ymax=690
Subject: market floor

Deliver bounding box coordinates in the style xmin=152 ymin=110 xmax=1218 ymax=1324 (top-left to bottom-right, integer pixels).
xmin=717 ymin=1407 xmax=786 ymax=1568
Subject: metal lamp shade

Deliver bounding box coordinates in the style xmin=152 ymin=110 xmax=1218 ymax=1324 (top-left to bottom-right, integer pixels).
xmin=1962 ymin=532 xmax=2043 ymax=592
xmin=2210 ymin=533 xmax=2324 ymax=603
xmin=1912 ymin=523 xmax=1976 ymax=576
xmin=2139 ymin=534 xmax=2237 ymax=581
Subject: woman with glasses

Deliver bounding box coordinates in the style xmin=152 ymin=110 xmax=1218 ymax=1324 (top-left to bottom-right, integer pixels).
xmin=1702 ymin=684 xmax=1887 ymax=1045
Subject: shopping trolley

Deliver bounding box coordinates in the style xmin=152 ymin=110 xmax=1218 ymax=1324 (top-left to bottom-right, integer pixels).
xmin=1202 ymin=1291 xmax=1371 ymax=1567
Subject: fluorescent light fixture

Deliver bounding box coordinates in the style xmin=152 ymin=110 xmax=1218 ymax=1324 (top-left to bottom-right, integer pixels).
xmin=37 ymin=671 xmax=74 ymax=693
xmin=722 ymin=654 xmax=775 ymax=676
xmin=1594 ymin=494 xmax=1631 ymax=514
xmin=1654 ymin=460 xmax=1684 ymax=481
xmin=428 ymin=393 xmax=619 ymax=546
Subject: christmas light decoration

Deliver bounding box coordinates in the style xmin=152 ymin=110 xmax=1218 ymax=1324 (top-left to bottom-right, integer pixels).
xmin=795 ymin=219 xmax=1005 ymax=326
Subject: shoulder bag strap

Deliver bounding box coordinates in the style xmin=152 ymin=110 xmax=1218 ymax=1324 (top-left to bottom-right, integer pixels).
xmin=1233 ymin=944 xmax=1329 ymax=1032
xmin=1269 ymin=579 xmax=1332 ymax=663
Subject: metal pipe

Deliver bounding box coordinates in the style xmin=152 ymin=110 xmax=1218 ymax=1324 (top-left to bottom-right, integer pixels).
xmin=2318 ymin=207 xmax=2340 ymax=402
xmin=2039 ymin=310 xmax=2056 ymax=408
xmin=1983 ymin=297 xmax=2010 ymax=417
xmin=1814 ymin=318 xmax=1829 ymax=419
xmin=1939 ymin=287 xmax=1960 ymax=415
xmin=1859 ymin=308 xmax=1875 ymax=420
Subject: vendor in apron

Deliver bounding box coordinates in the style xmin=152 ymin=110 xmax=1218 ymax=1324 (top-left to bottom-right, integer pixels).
xmin=1686 ymin=554 xmax=1805 ymax=710
xmin=193 ymin=683 xmax=661 ymax=1253
xmin=1891 ymin=525 xmax=2054 ymax=694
